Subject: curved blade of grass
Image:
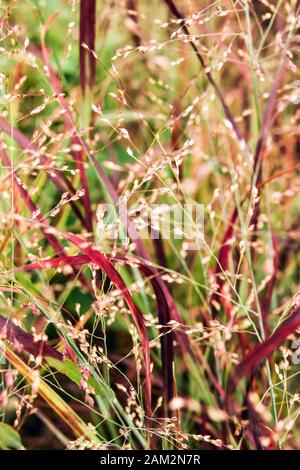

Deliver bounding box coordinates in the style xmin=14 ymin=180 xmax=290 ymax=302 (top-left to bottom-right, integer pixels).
xmin=12 ymin=253 xmax=175 ymax=415
xmin=41 ymin=229 xmax=152 ymax=419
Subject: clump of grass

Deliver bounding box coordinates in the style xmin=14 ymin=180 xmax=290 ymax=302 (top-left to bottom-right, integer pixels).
xmin=0 ymin=0 xmax=300 ymax=451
